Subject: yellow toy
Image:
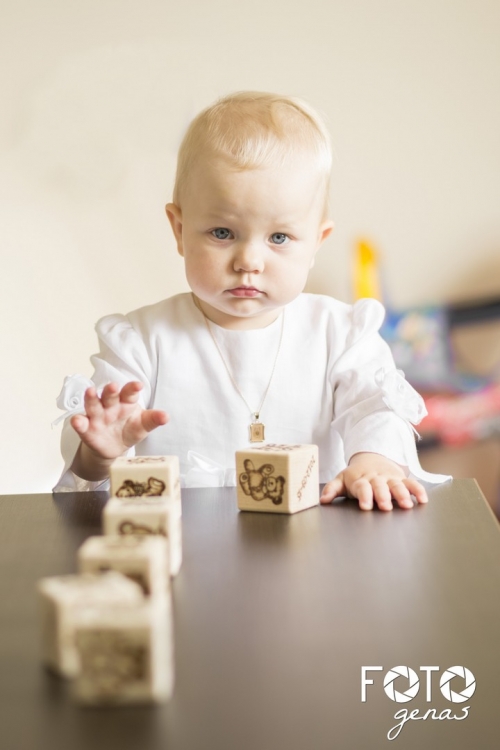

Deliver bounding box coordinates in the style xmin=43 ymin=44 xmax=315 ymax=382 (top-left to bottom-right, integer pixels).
xmin=353 ymin=238 xmax=382 ymax=301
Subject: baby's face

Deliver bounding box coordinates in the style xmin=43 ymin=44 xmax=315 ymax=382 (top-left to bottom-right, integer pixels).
xmin=166 ymin=155 xmax=333 ymax=329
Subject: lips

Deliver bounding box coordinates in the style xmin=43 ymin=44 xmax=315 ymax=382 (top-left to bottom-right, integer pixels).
xmin=227 ymin=286 xmax=262 ymax=297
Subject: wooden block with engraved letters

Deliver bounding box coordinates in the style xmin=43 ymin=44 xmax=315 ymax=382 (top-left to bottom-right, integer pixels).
xmin=235 ymin=443 xmax=319 ymax=514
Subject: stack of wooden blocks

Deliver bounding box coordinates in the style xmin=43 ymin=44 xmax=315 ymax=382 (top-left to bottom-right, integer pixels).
xmin=38 ymin=455 xmax=182 ymax=706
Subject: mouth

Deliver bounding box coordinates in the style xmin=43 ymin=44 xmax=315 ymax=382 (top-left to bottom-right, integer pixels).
xmin=227 ymin=286 xmax=262 ymax=298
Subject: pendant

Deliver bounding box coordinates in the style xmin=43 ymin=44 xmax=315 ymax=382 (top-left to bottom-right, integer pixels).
xmin=249 ymin=416 xmax=265 ymax=443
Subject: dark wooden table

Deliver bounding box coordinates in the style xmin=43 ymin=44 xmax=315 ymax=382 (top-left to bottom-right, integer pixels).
xmin=1 ymin=480 xmax=499 ymax=749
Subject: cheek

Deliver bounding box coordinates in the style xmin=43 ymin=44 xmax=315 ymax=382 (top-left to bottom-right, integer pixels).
xmin=279 ymin=253 xmax=315 ymax=283
xmin=281 ymin=256 xmax=315 ymax=295
xmin=184 ymin=250 xmax=223 ymax=289
xmin=184 ymin=256 xmax=204 ymax=286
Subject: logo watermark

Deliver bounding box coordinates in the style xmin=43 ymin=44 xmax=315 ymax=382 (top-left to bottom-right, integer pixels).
xmin=361 ymin=665 xmax=476 ymax=741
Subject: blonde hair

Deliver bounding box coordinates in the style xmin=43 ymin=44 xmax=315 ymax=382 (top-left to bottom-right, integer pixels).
xmin=173 ymin=91 xmax=332 ymax=215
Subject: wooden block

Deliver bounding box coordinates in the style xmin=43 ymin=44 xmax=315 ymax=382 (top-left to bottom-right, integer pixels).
xmin=110 ymin=455 xmax=182 ymax=516
xmin=37 ymin=571 xmax=144 ymax=678
xmin=235 ymin=443 xmax=319 ymax=514
xmin=73 ymin=596 xmax=174 ymax=705
xmin=103 ymin=497 xmax=182 ymax=576
xmin=78 ymin=535 xmax=170 ymax=597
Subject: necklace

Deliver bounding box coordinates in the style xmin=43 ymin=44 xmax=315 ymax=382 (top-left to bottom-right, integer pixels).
xmin=196 ymin=299 xmax=285 ymax=443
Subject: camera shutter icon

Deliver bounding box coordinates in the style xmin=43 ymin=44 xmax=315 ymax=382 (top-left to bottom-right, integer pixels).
xmin=383 ymin=666 xmax=420 ymax=703
xmin=440 ymin=666 xmax=476 ymax=703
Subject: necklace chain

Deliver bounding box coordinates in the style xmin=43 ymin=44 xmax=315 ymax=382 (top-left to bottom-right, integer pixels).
xmin=197 ymin=300 xmax=285 ymax=422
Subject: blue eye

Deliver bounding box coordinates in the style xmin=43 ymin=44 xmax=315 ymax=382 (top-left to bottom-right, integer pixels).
xmin=270 ymin=233 xmax=289 ymax=245
xmin=212 ymin=228 xmax=232 ymax=240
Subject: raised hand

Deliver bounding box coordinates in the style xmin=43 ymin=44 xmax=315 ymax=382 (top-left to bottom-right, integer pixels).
xmin=70 ymin=381 xmax=168 ymax=480
xmin=320 ymin=452 xmax=428 ymax=511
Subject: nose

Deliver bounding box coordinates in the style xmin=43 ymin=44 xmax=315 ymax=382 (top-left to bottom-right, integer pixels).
xmin=233 ymin=241 xmax=265 ymax=274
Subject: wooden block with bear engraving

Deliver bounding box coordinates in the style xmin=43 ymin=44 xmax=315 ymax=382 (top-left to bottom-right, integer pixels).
xmin=235 ymin=443 xmax=319 ymax=514
xmin=110 ymin=455 xmax=182 ymax=517
xmin=73 ymin=595 xmax=174 ymax=705
xmin=78 ymin=535 xmax=170 ymax=597
xmin=103 ymin=497 xmax=182 ymax=577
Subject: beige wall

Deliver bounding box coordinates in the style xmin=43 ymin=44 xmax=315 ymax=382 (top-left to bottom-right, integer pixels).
xmin=1 ymin=1 xmax=499 ymax=493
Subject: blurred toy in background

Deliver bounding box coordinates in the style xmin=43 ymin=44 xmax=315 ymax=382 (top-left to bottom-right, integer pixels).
xmin=422 ymin=385 xmax=500 ymax=446
xmin=352 ymin=239 xmax=383 ymax=302
xmin=352 ymin=239 xmax=500 ymax=447
xmin=383 ymin=305 xmax=454 ymax=392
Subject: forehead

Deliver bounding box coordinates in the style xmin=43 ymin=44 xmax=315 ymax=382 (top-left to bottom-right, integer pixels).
xmin=182 ymin=156 xmax=325 ymax=220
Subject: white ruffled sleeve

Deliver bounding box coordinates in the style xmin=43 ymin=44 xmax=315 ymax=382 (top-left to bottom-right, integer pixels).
xmin=330 ymin=298 xmax=450 ymax=485
xmin=52 ymin=314 xmax=153 ymax=493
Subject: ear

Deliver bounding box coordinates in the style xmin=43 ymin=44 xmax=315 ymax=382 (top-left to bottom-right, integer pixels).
xmin=318 ymin=219 xmax=335 ymax=246
xmin=310 ymin=219 xmax=335 ymax=268
xmin=165 ymin=203 xmax=184 ymax=257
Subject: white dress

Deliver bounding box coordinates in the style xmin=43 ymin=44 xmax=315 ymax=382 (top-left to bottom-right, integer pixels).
xmin=53 ymin=292 xmax=450 ymax=491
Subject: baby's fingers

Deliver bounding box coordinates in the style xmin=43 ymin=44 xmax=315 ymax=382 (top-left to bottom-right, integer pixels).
xmin=353 ymin=479 xmax=374 ymax=511
xmin=70 ymin=413 xmax=90 ymax=436
xmin=101 ymin=382 xmax=120 ymax=409
xmin=371 ymin=477 xmax=394 ymax=511
xmin=320 ymin=476 xmax=345 ymax=504
xmin=387 ymin=480 xmax=414 ymax=510
xmin=84 ymin=386 xmax=103 ymax=419
xmin=140 ymin=409 xmax=169 ymax=433
xmin=403 ymin=478 xmax=428 ymax=505
xmin=119 ymin=381 xmax=144 ymax=404
xmin=122 ymin=408 xmax=168 ymax=448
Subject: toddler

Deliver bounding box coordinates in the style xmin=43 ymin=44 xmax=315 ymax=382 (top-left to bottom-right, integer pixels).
xmin=54 ymin=91 xmax=449 ymax=510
